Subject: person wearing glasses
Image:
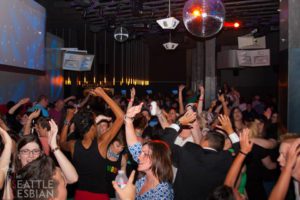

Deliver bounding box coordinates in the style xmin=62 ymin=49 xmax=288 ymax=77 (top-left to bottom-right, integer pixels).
xmin=9 ymin=120 xmax=78 ymax=199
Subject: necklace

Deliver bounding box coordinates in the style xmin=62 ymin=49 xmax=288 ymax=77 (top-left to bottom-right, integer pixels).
xmin=107 ymin=147 xmax=119 ymax=160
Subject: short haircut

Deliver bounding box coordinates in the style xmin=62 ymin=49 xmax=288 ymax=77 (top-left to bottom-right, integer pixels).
xmin=133 ymin=113 xmax=147 ymax=130
xmin=37 ymin=95 xmax=48 ymax=103
xmin=280 ymin=133 xmax=300 ymax=143
xmin=111 ymin=130 xmax=126 ymax=147
xmin=204 ymin=131 xmax=225 ymax=152
xmin=73 ymin=109 xmax=95 ymax=138
xmin=36 ymin=117 xmax=50 ymax=131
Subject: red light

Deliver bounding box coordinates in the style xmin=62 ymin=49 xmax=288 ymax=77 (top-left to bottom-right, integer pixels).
xmin=224 ymin=21 xmax=241 ymax=28
xmin=234 ymin=22 xmax=240 ymax=28
xmin=192 ymin=9 xmax=201 ymax=17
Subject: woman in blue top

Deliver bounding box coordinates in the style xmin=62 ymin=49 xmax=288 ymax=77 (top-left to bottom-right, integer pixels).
xmin=124 ymin=103 xmax=174 ymax=200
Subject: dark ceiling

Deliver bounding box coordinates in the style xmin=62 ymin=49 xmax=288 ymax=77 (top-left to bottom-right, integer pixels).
xmin=36 ymin=0 xmax=279 ymax=35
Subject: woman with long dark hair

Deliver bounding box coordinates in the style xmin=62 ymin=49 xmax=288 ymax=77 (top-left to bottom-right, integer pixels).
xmin=59 ymin=87 xmax=124 ymax=200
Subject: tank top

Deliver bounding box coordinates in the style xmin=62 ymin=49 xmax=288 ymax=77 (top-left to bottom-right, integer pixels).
xmin=73 ymin=139 xmax=108 ymax=194
xmin=105 ymin=154 xmax=122 ymax=198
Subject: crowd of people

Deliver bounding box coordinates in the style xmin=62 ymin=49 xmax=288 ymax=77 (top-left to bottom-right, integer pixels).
xmin=0 ymin=84 xmax=299 ymax=200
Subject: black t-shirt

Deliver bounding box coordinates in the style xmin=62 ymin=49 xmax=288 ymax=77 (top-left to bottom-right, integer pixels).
xmin=246 ymin=144 xmax=269 ymax=200
xmin=246 ymin=144 xmax=269 ymax=181
xmin=105 ymin=155 xmax=122 ymax=198
xmin=262 ymin=123 xmax=280 ymax=181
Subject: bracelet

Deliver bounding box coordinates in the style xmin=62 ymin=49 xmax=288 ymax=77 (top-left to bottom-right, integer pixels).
xmin=124 ymin=115 xmax=134 ymax=122
xmin=239 ymin=150 xmax=247 ymax=156
xmin=52 ymin=147 xmax=60 ymax=153
xmin=63 ymin=120 xmax=70 ymax=126
xmin=199 ymin=98 xmax=204 ymax=101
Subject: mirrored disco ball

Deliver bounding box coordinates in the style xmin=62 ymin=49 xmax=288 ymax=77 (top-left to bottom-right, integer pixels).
xmin=114 ymin=27 xmax=129 ymax=42
xmin=182 ymin=0 xmax=225 ymax=38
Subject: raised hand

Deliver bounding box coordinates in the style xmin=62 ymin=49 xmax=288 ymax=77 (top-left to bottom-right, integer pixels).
xmin=47 ymin=119 xmax=58 ymax=149
xmin=240 ymin=128 xmax=253 ymax=154
xmin=29 ymin=109 xmax=41 ymax=119
xmin=210 ymin=100 xmax=217 ymax=108
xmin=90 ymin=87 xmax=106 ymax=97
xmin=286 ymin=139 xmax=300 ymax=170
xmin=0 ymin=118 xmax=9 ymax=131
xmin=112 ymin=171 xmax=136 ymax=200
xmin=216 ymin=114 xmax=234 ymax=134
xmin=19 ymin=97 xmax=30 ymax=105
xmin=199 ymin=85 xmax=205 ymax=96
xmin=126 ymin=103 xmax=143 ymax=119
xmin=218 ymin=94 xmax=225 ymax=103
xmin=178 ymin=110 xmax=197 ymax=126
xmin=178 ymin=85 xmax=186 ymax=92
xmin=0 ymin=127 xmax=12 ymax=146
xmin=95 ymin=115 xmax=112 ymax=124
xmin=130 ymin=87 xmax=136 ymax=100
xmin=69 ymin=95 xmax=76 ymax=100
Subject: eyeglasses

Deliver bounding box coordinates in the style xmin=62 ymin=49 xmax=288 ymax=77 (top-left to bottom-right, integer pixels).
xmin=140 ymin=151 xmax=151 ymax=158
xmin=19 ymin=149 xmax=41 ymax=156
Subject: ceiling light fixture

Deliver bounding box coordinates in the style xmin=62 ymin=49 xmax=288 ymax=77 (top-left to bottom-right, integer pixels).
xmin=156 ymin=0 xmax=179 ymax=29
xmin=163 ymin=32 xmax=178 ymax=50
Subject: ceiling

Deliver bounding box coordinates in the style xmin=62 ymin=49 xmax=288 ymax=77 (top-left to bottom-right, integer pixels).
xmin=36 ymin=0 xmax=279 ymax=35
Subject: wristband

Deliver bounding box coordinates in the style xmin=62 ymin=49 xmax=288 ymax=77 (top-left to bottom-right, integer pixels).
xmin=228 ymin=133 xmax=240 ymax=143
xmin=63 ymin=120 xmax=70 ymax=126
xmin=52 ymin=147 xmax=60 ymax=153
xmin=239 ymin=150 xmax=247 ymax=156
xmin=124 ymin=115 xmax=134 ymax=122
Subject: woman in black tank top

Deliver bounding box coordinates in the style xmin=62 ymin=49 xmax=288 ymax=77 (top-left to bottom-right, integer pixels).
xmin=59 ymin=87 xmax=124 ymax=200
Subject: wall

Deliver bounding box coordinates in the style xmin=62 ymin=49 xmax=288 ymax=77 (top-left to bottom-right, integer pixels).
xmin=0 ymin=33 xmax=64 ymax=103
xmin=217 ymin=30 xmax=279 ymax=100
xmin=146 ymin=33 xmax=186 ymax=93
xmin=219 ymin=67 xmax=278 ymax=100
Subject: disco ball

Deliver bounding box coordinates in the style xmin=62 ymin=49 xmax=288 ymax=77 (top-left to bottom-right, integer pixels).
xmin=182 ymin=0 xmax=225 ymax=38
xmin=114 ymin=27 xmax=129 ymax=42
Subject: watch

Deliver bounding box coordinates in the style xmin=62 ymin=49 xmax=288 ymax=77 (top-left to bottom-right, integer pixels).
xmin=175 ymin=120 xmax=181 ymax=126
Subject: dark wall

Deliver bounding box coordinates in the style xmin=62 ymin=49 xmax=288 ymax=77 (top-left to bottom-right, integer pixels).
xmin=219 ymin=67 xmax=278 ymax=100
xmin=146 ymin=47 xmax=186 ymax=93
